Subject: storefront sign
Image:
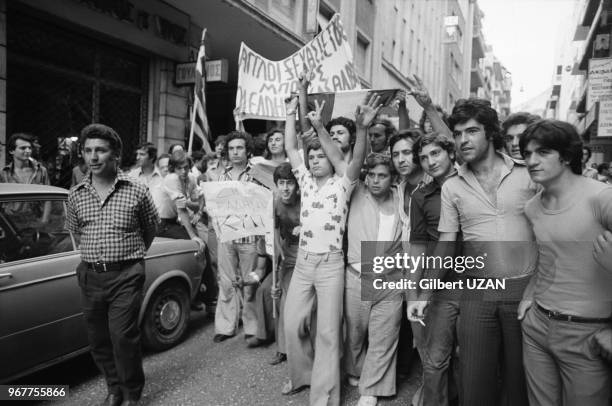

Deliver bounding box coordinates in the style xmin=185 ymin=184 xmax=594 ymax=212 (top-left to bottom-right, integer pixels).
xmin=235 ymin=14 xmax=360 ymax=121
xmin=175 ymin=59 xmax=228 ymax=85
xmin=598 ymin=99 xmax=612 ymax=137
xmin=587 ymin=57 xmax=612 ymax=110
xmin=74 ymin=0 xmax=189 ymax=46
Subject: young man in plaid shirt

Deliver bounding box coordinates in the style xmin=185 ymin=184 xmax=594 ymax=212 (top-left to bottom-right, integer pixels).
xmin=66 ymin=124 xmax=159 ymax=406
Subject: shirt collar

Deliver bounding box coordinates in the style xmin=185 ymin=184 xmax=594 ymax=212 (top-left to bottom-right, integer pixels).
xmin=75 ymin=169 xmax=133 ymax=190
xmin=135 ymin=166 xmax=162 ymax=178
xmin=223 ymin=162 xmax=252 ymax=174
xmin=457 ymin=152 xmax=517 ymax=179
xmin=2 ymin=159 xmax=38 ymax=174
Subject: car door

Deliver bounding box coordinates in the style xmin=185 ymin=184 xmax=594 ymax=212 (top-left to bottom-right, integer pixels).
xmin=0 ymin=194 xmax=86 ymax=382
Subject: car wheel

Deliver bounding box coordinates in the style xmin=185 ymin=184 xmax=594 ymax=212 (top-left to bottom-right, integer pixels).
xmin=142 ymin=281 xmax=190 ymax=351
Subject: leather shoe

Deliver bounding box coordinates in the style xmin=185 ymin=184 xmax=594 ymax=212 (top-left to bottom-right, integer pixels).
xmin=269 ymin=352 xmax=287 ymax=365
xmin=281 ymin=380 xmax=308 ymax=396
xmin=246 ymin=336 xmax=267 ymax=348
xmin=121 ymin=400 xmax=139 ymax=406
xmin=101 ymin=392 xmax=123 ymax=406
xmin=213 ymin=333 xmax=234 ymax=343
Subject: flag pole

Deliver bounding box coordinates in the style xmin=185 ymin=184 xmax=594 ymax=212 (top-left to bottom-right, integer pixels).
xmin=188 ymin=103 xmax=197 ymax=154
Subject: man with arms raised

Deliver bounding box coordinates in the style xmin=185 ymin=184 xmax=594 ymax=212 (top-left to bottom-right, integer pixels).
xmin=438 ymin=99 xmax=537 ymax=405
xmin=282 ymin=93 xmax=378 ymax=406
xmin=519 ymin=119 xmax=612 ymax=405
xmin=344 ymin=152 xmax=402 ymax=406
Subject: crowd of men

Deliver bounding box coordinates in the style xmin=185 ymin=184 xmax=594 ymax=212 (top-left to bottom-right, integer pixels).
xmin=3 ymin=73 xmax=612 ymax=406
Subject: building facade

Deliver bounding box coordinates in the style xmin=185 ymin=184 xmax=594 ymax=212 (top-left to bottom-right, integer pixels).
xmin=1 ymin=0 xmax=489 ymax=186
xmin=573 ymin=0 xmax=612 ymax=160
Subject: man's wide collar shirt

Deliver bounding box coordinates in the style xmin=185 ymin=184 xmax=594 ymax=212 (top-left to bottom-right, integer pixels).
xmin=293 ymin=163 xmax=356 ymax=254
xmin=438 ymin=154 xmax=538 ymax=278
xmin=128 ymin=166 xmax=164 ymax=211
xmin=0 ymin=159 xmax=50 ymax=185
xmin=66 ymin=170 xmax=160 ymax=262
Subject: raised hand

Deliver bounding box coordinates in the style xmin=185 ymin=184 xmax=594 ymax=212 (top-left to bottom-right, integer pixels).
xmin=407 ymin=74 xmax=433 ymax=108
xmin=297 ymin=66 xmax=315 ymax=91
xmin=306 ymin=99 xmax=326 ymax=129
xmin=271 ymin=286 xmax=282 ymax=300
xmin=297 ymin=127 xmax=316 ymax=144
xmin=284 ymin=93 xmax=299 ymax=113
xmin=355 ymin=93 xmax=382 ymax=128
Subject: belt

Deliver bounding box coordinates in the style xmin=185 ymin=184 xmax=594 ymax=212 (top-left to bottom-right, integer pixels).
xmin=160 ymin=217 xmax=178 ymax=224
xmin=536 ymin=303 xmax=612 ymax=324
xmin=85 ymin=259 xmax=142 ymax=273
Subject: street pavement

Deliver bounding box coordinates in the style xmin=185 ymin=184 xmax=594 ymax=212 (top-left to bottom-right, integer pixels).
xmin=17 ymin=310 xmax=422 ymax=405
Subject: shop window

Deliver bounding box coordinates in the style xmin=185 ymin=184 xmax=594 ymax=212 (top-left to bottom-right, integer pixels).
xmin=6 ymin=8 xmax=148 ymax=188
xmin=356 ymin=32 xmax=371 ymax=79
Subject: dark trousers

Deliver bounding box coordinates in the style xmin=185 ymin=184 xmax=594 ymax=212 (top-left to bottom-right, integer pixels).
xmin=412 ymin=296 xmax=460 ymax=406
xmin=77 ymin=260 xmax=145 ymax=400
xmin=158 ymin=219 xmax=218 ymax=306
xmin=457 ymin=277 xmax=529 ymax=406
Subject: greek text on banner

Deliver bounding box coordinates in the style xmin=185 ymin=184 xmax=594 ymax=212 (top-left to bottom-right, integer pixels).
xmin=235 ymin=14 xmax=361 ymax=121
xmin=201 ymin=181 xmax=274 ymax=245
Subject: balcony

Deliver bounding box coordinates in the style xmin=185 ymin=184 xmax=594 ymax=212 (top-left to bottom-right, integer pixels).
xmin=578 ymin=0 xmax=603 ymax=27
xmin=472 ymin=29 xmax=486 ymax=60
xmin=577 ymin=0 xmax=605 ymax=70
xmin=471 ymin=65 xmax=485 ymax=92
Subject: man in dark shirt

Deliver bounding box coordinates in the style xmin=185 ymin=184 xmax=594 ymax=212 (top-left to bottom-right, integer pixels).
xmin=406 ymin=133 xmax=458 ymax=406
xmin=253 ymin=163 xmax=301 ymax=363
xmin=66 ymin=124 xmax=159 ymax=406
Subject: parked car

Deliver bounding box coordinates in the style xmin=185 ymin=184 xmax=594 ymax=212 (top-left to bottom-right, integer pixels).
xmin=0 ymin=184 xmax=205 ymax=383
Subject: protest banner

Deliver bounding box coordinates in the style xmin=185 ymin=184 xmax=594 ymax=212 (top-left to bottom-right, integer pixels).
xmin=201 ymin=181 xmax=274 ymax=245
xmin=307 ymin=88 xmax=403 ymax=127
xmin=235 ymin=14 xmax=360 ymax=122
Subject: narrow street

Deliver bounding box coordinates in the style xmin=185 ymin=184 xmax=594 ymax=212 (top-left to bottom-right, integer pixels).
xmin=16 ymin=311 xmax=422 ymax=405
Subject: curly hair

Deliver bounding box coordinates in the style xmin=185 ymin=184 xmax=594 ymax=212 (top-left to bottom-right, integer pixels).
xmin=326 ymin=116 xmax=356 ymax=146
xmin=80 ymin=124 xmax=123 ymax=159
xmin=412 ymin=132 xmax=456 ymax=165
xmin=224 ymin=131 xmax=254 ymax=156
xmin=448 ymin=98 xmax=503 ymax=150
xmin=365 ymin=152 xmax=396 ymax=176
xmin=388 ymin=129 xmax=423 ymax=153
